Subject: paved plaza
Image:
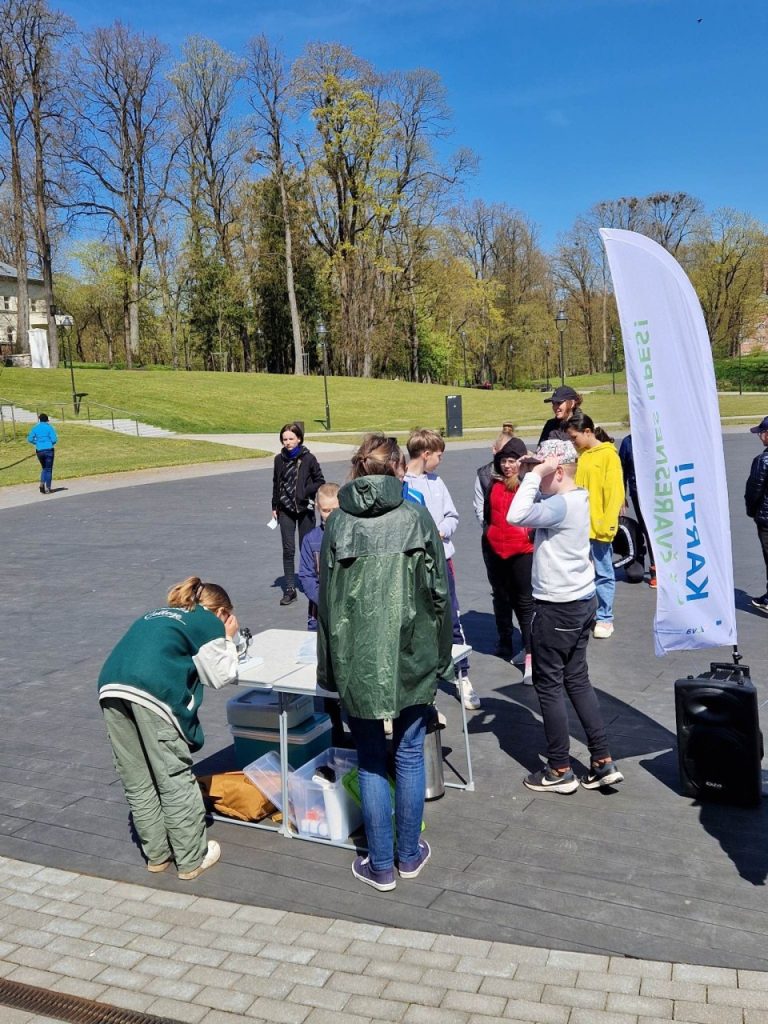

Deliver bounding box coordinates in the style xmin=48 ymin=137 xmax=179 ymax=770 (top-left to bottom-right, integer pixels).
xmin=1 ymin=430 xmax=768 ymax=1023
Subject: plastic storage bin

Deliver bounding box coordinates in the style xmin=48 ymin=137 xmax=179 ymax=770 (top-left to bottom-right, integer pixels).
xmin=288 ymin=748 xmax=362 ymax=842
xmin=230 ymin=712 xmax=331 ymax=770
xmin=227 ymin=689 xmax=313 ymax=730
xmin=243 ymin=750 xmax=295 ymax=825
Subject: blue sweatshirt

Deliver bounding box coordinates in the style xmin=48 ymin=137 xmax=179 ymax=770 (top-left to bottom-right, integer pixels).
xmin=27 ymin=422 xmax=58 ymax=451
xmin=298 ymin=523 xmax=324 ymax=630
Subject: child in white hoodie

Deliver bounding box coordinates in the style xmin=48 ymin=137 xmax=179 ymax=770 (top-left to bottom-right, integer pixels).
xmin=404 ymin=428 xmax=477 ymax=710
xmin=508 ymin=438 xmax=623 ymax=794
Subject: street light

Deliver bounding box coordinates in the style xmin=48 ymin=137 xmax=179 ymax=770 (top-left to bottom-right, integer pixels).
xmin=737 ymin=320 xmax=743 ymax=396
xmin=544 ymin=340 xmax=551 ymax=390
xmin=51 ymin=304 xmax=81 ymax=413
xmin=507 ymin=343 xmax=514 ymax=389
xmin=555 ymin=309 xmax=568 ymax=386
xmin=317 ymin=320 xmax=331 ymax=431
xmin=610 ymin=330 xmax=617 ymax=395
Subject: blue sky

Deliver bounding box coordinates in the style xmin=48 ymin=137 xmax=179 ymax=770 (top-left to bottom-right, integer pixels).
xmin=60 ymin=0 xmax=767 ymax=249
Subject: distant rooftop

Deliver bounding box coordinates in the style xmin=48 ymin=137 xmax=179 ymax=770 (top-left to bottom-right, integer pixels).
xmin=0 ymin=261 xmax=44 ymax=284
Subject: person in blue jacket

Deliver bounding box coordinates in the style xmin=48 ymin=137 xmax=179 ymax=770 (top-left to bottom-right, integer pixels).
xmin=27 ymin=413 xmax=58 ymax=494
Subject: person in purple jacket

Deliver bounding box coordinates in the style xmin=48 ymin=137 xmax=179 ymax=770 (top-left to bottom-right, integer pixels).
xmin=298 ymin=483 xmax=340 ymax=630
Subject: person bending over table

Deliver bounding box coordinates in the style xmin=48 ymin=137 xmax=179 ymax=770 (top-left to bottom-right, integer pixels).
xmin=317 ymin=434 xmax=453 ymax=892
xmin=97 ymin=576 xmax=239 ymax=880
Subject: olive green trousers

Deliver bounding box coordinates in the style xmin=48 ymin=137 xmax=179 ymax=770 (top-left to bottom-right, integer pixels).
xmin=101 ymin=698 xmax=208 ymax=873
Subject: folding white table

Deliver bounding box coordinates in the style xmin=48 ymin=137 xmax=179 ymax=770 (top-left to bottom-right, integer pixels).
xmin=216 ymin=629 xmax=474 ymax=846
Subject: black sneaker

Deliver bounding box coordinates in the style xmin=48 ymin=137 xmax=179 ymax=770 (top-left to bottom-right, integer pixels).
xmin=279 ymin=589 xmax=297 ymax=606
xmin=397 ymin=839 xmax=431 ymax=879
xmin=751 ymin=594 xmax=768 ymax=615
xmin=581 ymin=761 xmax=624 ymax=790
xmin=494 ymin=641 xmax=513 ymax=660
xmin=352 ymin=856 xmax=396 ymax=891
xmin=39 ymin=484 xmax=45 ymax=494
xmin=523 ymin=767 xmax=579 ymax=794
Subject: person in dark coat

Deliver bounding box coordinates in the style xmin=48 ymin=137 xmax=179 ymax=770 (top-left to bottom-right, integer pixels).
xmin=271 ymin=421 xmax=325 ymax=605
xmin=745 ymin=415 xmax=768 ymax=614
xmin=618 ymin=433 xmax=656 ymax=587
xmin=538 ymin=386 xmax=582 ymax=445
xmin=317 ymin=433 xmax=452 ymax=892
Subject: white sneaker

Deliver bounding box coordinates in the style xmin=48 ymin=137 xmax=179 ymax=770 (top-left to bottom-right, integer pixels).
xmin=457 ymin=677 xmax=481 ymax=710
xmin=178 ymin=839 xmax=221 ymax=880
xmin=522 ymin=654 xmax=533 ymax=684
xmin=511 ymin=650 xmax=526 ymax=667
xmin=593 ymin=621 xmax=614 ymax=639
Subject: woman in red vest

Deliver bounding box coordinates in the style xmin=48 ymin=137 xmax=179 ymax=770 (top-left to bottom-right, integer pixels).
xmin=481 ymin=437 xmax=535 ymax=681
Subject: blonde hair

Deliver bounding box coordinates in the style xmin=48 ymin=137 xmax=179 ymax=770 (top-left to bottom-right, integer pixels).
xmin=167 ymin=576 xmax=233 ymax=615
xmin=350 ymin=433 xmax=402 ymax=479
xmin=406 ymin=428 xmax=445 ymax=458
xmin=317 ymin=482 xmax=340 ymax=502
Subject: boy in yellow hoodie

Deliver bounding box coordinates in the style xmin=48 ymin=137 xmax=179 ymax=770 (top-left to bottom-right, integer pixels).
xmin=566 ymin=411 xmax=624 ymax=638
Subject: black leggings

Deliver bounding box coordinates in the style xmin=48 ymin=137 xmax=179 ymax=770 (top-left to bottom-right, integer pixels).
xmin=483 ymin=541 xmax=534 ymax=653
xmin=278 ymin=509 xmax=315 ymax=590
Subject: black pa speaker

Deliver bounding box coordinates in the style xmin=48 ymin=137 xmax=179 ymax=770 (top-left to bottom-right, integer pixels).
xmin=675 ymin=662 xmax=763 ymax=807
xmin=445 ymin=395 xmax=463 ymax=438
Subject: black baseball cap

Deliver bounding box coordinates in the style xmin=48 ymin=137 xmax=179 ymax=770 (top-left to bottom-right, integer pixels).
xmin=544 ymin=385 xmax=579 ymax=404
xmin=750 ymin=416 xmax=768 ymax=434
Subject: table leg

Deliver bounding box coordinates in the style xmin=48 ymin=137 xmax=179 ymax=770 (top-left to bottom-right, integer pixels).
xmin=444 ymin=690 xmax=475 ymax=792
xmin=278 ymin=693 xmax=292 ymax=837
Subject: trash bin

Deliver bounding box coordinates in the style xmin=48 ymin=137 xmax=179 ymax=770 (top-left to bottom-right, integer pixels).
xmin=424 ymin=706 xmax=445 ymax=800
xmin=445 ymin=395 xmax=463 ymax=438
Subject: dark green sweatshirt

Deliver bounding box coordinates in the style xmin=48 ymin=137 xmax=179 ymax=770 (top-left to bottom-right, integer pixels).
xmin=98 ymin=605 xmax=238 ymax=751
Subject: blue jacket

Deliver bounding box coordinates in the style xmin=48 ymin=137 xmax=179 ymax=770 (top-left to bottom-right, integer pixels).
xmin=298 ymin=524 xmax=324 ymax=630
xmin=27 ymin=422 xmax=58 ymax=451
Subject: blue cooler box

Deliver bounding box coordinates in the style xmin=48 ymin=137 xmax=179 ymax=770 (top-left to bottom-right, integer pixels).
xmin=230 ymin=712 xmax=332 ymax=770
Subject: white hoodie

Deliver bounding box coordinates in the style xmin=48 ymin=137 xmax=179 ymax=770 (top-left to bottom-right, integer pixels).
xmin=507 ymin=473 xmax=595 ymax=603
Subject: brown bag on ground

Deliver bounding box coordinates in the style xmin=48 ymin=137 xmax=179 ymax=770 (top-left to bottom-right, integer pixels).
xmin=196 ymin=770 xmax=276 ymax=822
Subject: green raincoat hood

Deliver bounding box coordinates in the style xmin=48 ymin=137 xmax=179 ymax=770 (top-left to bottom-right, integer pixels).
xmin=338 ymin=474 xmax=404 ymax=518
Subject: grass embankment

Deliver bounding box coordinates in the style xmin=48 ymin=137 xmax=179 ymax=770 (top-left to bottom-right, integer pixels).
xmin=0 ymin=423 xmax=261 ymax=488
xmin=2 ymin=367 xmax=765 ymax=437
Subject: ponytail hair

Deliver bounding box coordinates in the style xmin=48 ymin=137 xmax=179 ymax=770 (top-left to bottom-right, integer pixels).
xmin=167 ymin=576 xmax=233 ymax=615
xmin=350 ymin=433 xmax=402 ymax=479
xmin=564 ymin=410 xmax=614 ymax=444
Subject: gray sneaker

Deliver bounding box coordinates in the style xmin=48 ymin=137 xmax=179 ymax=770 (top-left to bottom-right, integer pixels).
xmin=523 ymin=767 xmax=579 ymax=794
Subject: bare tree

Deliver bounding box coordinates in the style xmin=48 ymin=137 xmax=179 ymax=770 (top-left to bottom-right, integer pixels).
xmin=67 ymin=22 xmax=173 ymax=365
xmin=0 ymin=0 xmax=31 ymax=353
xmin=17 ymin=0 xmax=73 ymax=367
xmin=245 ymin=34 xmax=304 ymax=375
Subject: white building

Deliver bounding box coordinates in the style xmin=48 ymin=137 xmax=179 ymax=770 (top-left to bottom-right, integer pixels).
xmin=0 ymin=262 xmax=48 ymax=365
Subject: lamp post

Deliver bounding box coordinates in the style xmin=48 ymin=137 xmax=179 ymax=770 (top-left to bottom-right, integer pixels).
xmin=610 ymin=330 xmax=617 ymax=395
xmin=555 ymin=309 xmax=568 ymax=386
xmin=737 ymin=320 xmax=743 ymax=396
xmin=51 ymin=305 xmax=79 ymax=413
xmin=459 ymin=330 xmax=468 ymax=387
xmin=544 ymin=339 xmax=550 ymax=390
xmin=507 ymin=343 xmax=514 ymax=389
xmin=317 ymin=320 xmax=331 ymax=431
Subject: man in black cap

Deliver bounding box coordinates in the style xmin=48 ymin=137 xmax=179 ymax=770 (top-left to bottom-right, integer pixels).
xmin=745 ymin=415 xmax=768 ymax=613
xmin=538 ymin=386 xmax=582 ymax=446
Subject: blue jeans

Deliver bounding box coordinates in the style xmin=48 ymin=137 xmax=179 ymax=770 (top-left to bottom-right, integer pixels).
xmin=347 ymin=704 xmax=429 ymax=872
xmin=446 ymin=559 xmax=469 ymax=677
xmin=590 ymin=540 xmax=615 ymax=622
xmin=36 ymin=449 xmax=54 ymax=490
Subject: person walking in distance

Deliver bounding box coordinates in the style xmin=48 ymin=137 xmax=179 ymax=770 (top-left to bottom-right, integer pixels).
xmin=508 ymin=439 xmax=624 ymax=794
xmin=565 ymin=411 xmax=624 ymax=639
xmin=27 ymin=412 xmax=57 ymax=494
xmin=271 ymin=422 xmax=325 ymax=606
xmin=745 ymin=415 xmax=768 ymax=614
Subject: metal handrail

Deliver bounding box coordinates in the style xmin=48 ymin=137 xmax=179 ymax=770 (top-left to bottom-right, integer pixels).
xmin=0 ymin=396 xmax=145 ymax=438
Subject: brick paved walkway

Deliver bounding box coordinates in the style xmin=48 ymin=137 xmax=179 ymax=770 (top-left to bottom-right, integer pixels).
xmin=3 ymin=855 xmax=768 ymax=1024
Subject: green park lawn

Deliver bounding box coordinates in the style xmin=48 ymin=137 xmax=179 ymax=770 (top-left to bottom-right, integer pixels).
xmin=2 ymin=366 xmax=766 ymax=437
xmin=0 ymin=423 xmax=262 ymax=488
xmin=1 ymin=367 xmax=764 ymax=487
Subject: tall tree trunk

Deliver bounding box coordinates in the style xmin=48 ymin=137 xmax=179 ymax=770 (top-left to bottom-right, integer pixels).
xmin=277 ymin=174 xmax=303 ymax=375
xmin=129 ymin=265 xmax=141 ymax=359
xmin=407 ymin=260 xmax=419 ymax=382
xmin=29 ymin=61 xmax=58 ymax=366
xmin=9 ymin=131 xmax=29 ymax=354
